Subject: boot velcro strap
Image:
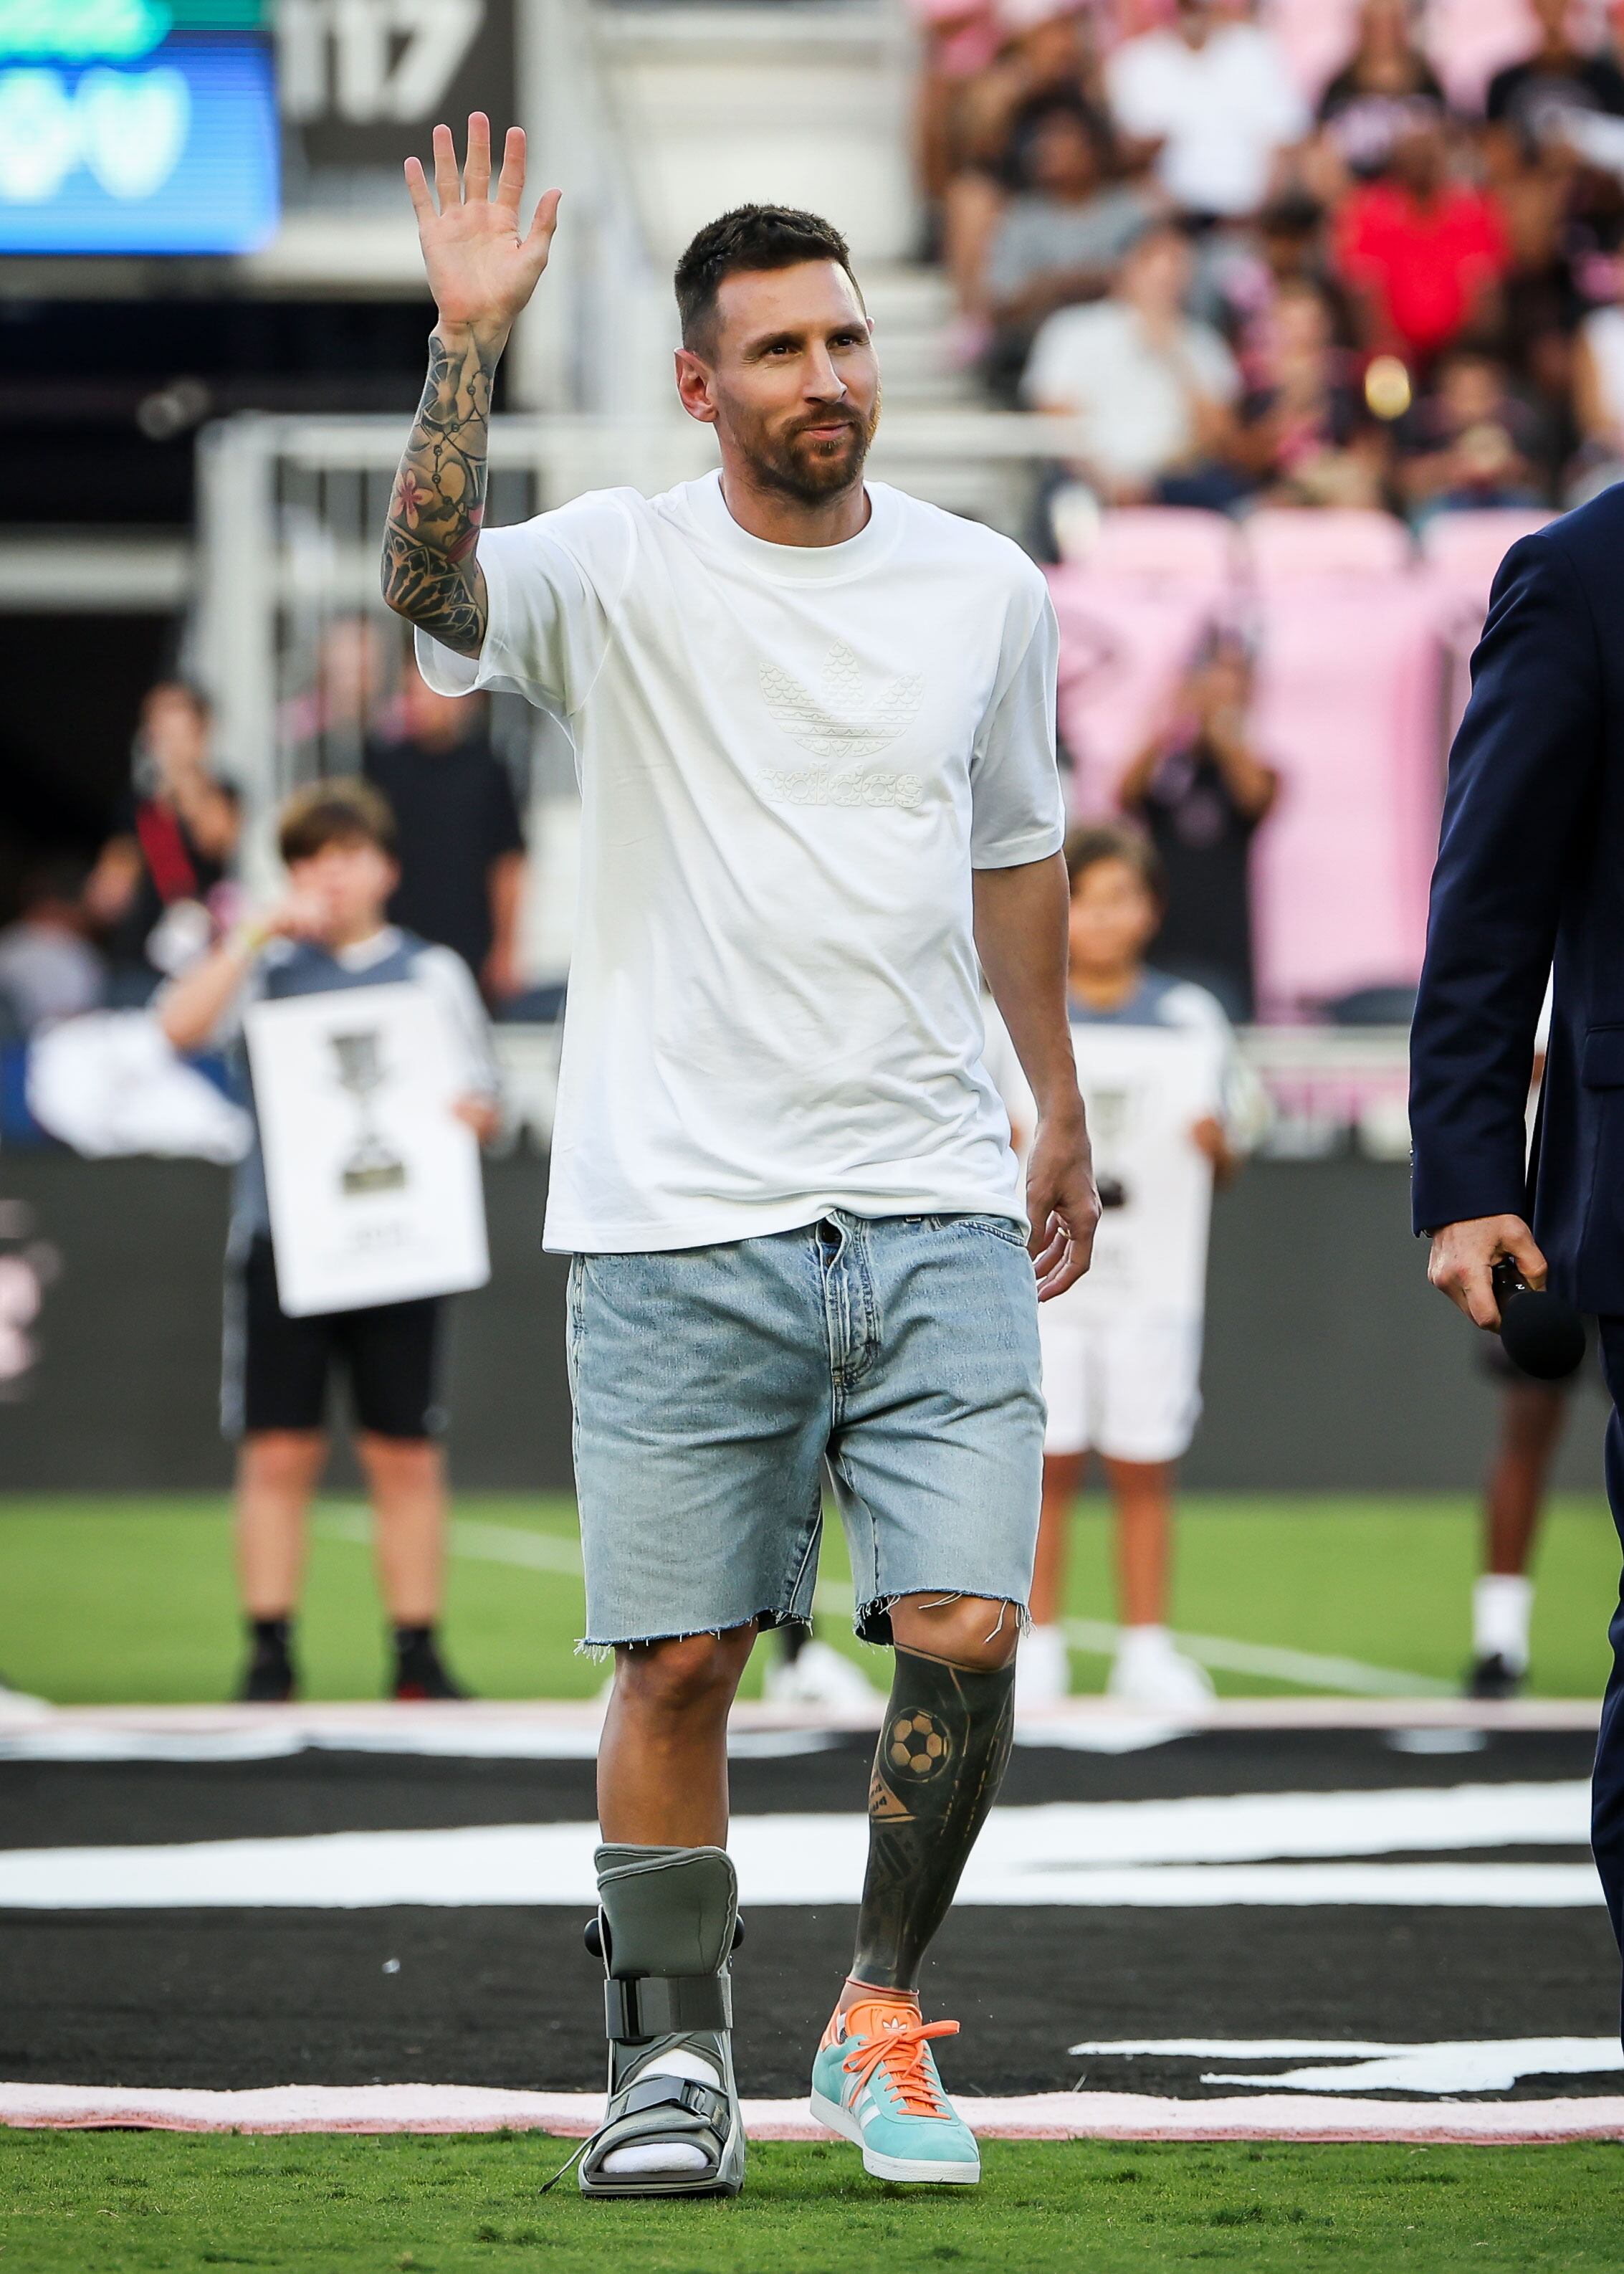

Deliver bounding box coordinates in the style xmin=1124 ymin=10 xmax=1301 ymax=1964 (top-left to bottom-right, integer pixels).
xmin=618 ymin=2074 xmax=731 ymax=2132
xmin=604 ymin=1973 xmax=732 ymax=2042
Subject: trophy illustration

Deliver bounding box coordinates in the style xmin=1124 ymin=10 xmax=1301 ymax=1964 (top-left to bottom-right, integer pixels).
xmin=330 ymin=1029 xmax=407 ymax=1195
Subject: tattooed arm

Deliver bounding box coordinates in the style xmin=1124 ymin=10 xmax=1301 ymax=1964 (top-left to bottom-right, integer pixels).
xmin=383 ymin=113 xmax=560 ymax=658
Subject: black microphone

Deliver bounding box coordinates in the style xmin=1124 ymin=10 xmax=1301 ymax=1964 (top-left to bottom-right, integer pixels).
xmin=1491 ymin=1258 xmax=1587 ymax=1381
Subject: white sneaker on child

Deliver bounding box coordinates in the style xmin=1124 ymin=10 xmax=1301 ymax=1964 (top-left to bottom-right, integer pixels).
xmin=1016 ymin=1623 xmax=1071 ymax=1708
xmin=763 ymin=1638 xmax=884 ymax=1711
xmin=1107 ymin=1626 xmax=1214 ymax=1711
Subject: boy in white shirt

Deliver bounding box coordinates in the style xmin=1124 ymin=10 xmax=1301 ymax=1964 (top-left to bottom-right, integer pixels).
xmin=1015 ymin=825 xmax=1261 ymax=1710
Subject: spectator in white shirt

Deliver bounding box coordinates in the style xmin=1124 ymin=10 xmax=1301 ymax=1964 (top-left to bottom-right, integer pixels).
xmin=1105 ymin=0 xmax=1309 ymax=223
xmin=1022 ymin=219 xmax=1242 ymax=507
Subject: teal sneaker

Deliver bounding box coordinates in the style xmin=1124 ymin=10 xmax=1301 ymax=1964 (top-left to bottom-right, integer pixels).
xmin=809 ymin=1996 xmax=981 ymax=2185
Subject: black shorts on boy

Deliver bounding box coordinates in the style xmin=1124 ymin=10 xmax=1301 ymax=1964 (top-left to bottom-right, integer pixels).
xmin=223 ymin=1233 xmax=444 ymax=1442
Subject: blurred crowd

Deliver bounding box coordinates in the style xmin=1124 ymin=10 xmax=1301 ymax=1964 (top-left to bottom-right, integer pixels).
xmin=0 ymin=628 xmax=532 ymax=1049
xmin=917 ymin=0 xmax=1624 ymax=529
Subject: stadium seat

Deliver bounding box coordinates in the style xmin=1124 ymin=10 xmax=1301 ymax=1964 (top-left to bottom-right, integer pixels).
xmin=1249 ymin=576 xmax=1443 ymax=1016
xmin=1419 ymin=508 xmax=1557 ymax=605
xmin=1243 ymin=509 xmax=1413 ymax=584
xmin=1079 ymin=508 xmax=1236 ymax=589
xmin=1050 ymin=502 xmax=1448 ymax=1009
xmin=1048 ymin=575 xmax=1219 ymax=816
xmin=1422 ymin=509 xmax=1557 ymax=742
xmin=1046 ymin=512 xmax=1236 ymax=810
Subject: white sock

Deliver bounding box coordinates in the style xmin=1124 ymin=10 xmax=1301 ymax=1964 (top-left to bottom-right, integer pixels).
xmin=1473 ymin=1575 xmax=1534 ymax=1673
xmin=599 ymin=2047 xmax=720 ymax=2176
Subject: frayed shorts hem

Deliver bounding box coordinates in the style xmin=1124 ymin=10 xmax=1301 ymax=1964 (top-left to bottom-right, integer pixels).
xmin=576 ymin=1589 xmax=1031 ymax=1657
xmin=575 ymin=1603 xmax=797 ymax=1659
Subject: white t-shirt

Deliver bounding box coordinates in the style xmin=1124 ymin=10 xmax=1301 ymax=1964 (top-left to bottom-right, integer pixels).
xmin=1105 ymin=24 xmax=1309 ymax=219
xmin=418 ymin=472 xmax=1064 ymax=1252
xmin=1021 ymin=300 xmax=1240 ymax=483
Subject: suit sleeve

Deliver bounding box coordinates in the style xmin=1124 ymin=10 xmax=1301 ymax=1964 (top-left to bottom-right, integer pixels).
xmin=1408 ymin=533 xmax=1602 ymax=1235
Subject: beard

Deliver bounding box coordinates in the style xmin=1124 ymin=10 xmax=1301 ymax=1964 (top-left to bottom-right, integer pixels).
xmin=732 ymin=390 xmax=880 ymax=506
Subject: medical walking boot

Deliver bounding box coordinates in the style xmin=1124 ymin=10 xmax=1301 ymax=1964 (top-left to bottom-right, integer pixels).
xmin=577 ymin=1842 xmax=746 ymax=2198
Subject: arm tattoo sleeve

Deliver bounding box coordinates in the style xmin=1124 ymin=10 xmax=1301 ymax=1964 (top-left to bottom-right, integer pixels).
xmin=850 ymin=1644 xmax=1016 ymax=1993
xmin=381 ymin=329 xmax=497 ymax=659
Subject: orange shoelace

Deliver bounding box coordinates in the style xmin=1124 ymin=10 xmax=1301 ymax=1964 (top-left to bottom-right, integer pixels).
xmin=841 ymin=2012 xmax=961 ymax=2119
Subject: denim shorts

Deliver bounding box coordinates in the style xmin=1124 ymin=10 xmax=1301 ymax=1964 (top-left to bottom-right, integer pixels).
xmin=567 ymin=1210 xmax=1044 ymax=1648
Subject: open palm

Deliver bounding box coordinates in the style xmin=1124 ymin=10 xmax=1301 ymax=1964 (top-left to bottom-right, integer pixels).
xmin=406 ymin=113 xmax=560 ymax=338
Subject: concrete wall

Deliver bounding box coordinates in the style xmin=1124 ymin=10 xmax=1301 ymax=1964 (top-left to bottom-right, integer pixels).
xmin=0 ymin=1155 xmax=1609 ymax=1497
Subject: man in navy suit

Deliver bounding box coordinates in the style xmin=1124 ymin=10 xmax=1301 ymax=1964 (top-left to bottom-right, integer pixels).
xmin=1410 ymin=486 xmax=1624 ymax=2005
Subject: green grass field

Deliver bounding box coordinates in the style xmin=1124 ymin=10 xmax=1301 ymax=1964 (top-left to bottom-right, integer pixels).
xmin=0 ymin=1491 xmax=1615 ymax=1705
xmin=4 ymin=1496 xmax=1620 ymax=2263
xmin=3 ymin=2134 xmax=1623 ymax=2274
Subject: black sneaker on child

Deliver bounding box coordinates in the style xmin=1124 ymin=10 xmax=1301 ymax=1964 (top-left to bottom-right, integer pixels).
xmin=391 ymin=1625 xmax=471 ymax=1701
xmin=238 ymin=1619 xmax=296 ymax=1703
xmin=1466 ymin=1651 xmax=1524 ymax=1701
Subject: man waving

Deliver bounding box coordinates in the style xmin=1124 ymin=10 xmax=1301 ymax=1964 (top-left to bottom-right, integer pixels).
xmin=383 ymin=116 xmax=1098 ymax=2199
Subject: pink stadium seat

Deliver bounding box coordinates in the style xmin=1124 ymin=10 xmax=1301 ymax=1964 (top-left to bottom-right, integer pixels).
xmin=1080 ymin=508 xmax=1236 ymax=589
xmin=1047 ymin=568 xmax=1220 ymax=817
xmin=1041 ymin=511 xmax=1237 ymax=814
xmin=1421 ymin=509 xmax=1557 ymax=742
xmin=1051 ymin=504 xmax=1449 ymax=1014
xmin=1243 ymin=509 xmax=1413 ymax=584
xmin=1249 ymin=579 xmax=1443 ymax=1016
xmin=1419 ymin=508 xmax=1557 ymax=605
xmin=1046 ymin=512 xmax=1235 ymax=812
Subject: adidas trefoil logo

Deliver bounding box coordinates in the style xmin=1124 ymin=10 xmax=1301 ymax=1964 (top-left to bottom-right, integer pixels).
xmin=759 ymin=641 xmax=925 ymax=809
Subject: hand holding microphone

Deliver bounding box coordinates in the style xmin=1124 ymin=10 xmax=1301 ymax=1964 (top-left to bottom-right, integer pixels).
xmin=1427 ymin=1213 xmax=1585 ymax=1379
xmin=1489 ymin=1257 xmax=1587 ymax=1381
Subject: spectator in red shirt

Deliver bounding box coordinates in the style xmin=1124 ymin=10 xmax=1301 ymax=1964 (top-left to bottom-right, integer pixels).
xmin=1334 ymin=112 xmax=1510 ymax=368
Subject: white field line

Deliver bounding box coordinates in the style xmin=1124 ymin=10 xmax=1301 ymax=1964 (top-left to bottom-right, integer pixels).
xmin=1063 ymin=1618 xmax=1455 ymax=1699
xmin=1066 ymin=2038 xmax=1624 ymax=2095
xmin=0 ymin=1785 xmax=1595 ymax=1909
xmin=320 ymin=1511 xmax=1453 ymax=1697
xmin=4 ymin=2081 xmax=1622 ymax=2143
xmin=318 ymin=1509 xmax=584 ymax=1577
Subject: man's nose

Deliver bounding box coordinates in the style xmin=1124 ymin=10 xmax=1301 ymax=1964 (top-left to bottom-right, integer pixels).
xmin=803 ymin=344 xmax=848 ymax=400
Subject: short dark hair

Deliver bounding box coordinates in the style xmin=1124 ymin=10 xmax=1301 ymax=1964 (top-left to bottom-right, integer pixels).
xmin=674 ymin=204 xmax=861 ymax=353
xmin=1064 ymin=822 xmax=1165 ymax=904
xmin=143 ymin=678 xmax=213 ymax=723
xmin=277 ymin=777 xmax=397 ymax=866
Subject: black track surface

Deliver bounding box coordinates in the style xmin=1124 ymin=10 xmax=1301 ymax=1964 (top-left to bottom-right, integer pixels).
xmin=0 ymin=1728 xmax=1597 ymax=1850
xmin=4 ymin=1729 xmax=1617 ymax=2101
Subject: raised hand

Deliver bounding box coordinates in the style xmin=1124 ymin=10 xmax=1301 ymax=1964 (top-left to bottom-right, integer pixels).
xmin=405 ymin=113 xmax=560 ymax=346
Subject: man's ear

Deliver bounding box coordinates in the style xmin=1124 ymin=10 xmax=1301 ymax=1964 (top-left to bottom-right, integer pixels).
xmin=674 ymin=347 xmax=719 ymax=427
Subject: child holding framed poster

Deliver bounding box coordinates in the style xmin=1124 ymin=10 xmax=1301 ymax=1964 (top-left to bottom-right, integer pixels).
xmin=993 ymin=824 xmax=1264 ymax=1711
xmin=159 ymin=779 xmax=500 ymax=1703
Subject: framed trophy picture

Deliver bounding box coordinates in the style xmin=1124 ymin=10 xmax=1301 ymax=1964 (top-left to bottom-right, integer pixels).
xmin=244 ymin=982 xmax=490 ymax=1317
xmin=1065 ymin=1022 xmax=1226 ymax=1319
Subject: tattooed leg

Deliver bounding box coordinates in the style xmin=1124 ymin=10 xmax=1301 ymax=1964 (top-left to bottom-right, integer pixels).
xmin=381 ymin=325 xmax=499 ymax=660
xmin=848 ymin=1640 xmax=1017 ymax=1993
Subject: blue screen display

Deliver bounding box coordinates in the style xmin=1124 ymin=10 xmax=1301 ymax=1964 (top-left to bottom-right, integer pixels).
xmin=0 ymin=39 xmax=280 ymax=254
